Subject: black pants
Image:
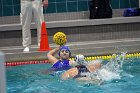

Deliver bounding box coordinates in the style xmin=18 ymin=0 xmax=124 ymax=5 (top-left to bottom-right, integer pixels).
xmin=89 ymin=0 xmax=112 ymax=19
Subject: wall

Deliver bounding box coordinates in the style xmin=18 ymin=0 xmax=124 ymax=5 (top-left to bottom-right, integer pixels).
xmin=0 ymin=0 xmax=139 ymax=17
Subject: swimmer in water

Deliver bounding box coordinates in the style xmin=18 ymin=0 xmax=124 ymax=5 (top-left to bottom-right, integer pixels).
xmin=61 ymin=54 xmax=102 ymax=80
xmin=46 ymin=45 xmax=75 ymax=73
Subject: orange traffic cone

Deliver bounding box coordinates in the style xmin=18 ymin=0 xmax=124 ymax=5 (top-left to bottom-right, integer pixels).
xmin=39 ymin=22 xmax=51 ymax=51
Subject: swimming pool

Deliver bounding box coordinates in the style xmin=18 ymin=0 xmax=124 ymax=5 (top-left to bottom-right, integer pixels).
xmin=6 ymin=54 xmax=140 ymax=93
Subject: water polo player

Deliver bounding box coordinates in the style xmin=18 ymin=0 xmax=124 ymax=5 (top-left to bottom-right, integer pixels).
xmin=61 ymin=54 xmax=102 ymax=80
xmin=47 ymin=45 xmax=75 ymax=71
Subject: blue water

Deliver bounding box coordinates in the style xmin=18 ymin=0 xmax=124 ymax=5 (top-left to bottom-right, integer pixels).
xmin=7 ymin=58 xmax=140 ymax=93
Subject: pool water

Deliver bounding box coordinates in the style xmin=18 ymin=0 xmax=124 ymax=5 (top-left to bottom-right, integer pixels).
xmin=7 ymin=57 xmax=140 ymax=93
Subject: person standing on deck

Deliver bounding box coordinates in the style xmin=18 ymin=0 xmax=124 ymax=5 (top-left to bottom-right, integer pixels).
xmin=20 ymin=0 xmax=48 ymax=52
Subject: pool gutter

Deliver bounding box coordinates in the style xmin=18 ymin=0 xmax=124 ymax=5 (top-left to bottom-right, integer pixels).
xmin=1 ymin=38 xmax=140 ymax=62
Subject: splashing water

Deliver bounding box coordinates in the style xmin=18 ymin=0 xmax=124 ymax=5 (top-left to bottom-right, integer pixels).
xmin=104 ymin=52 xmax=126 ymax=73
xmin=90 ymin=52 xmax=126 ymax=81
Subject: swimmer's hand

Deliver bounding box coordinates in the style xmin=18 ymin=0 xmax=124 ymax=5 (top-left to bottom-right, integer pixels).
xmin=43 ymin=0 xmax=48 ymax=7
xmin=70 ymin=60 xmax=77 ymax=66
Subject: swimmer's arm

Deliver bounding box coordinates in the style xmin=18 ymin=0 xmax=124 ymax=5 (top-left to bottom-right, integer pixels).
xmin=47 ymin=46 xmax=60 ymax=64
xmin=76 ymin=77 xmax=92 ymax=81
xmin=87 ymin=62 xmax=101 ymax=73
xmin=61 ymin=67 xmax=78 ymax=80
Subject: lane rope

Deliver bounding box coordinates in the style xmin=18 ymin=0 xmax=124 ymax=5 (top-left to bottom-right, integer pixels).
xmin=6 ymin=52 xmax=140 ymax=66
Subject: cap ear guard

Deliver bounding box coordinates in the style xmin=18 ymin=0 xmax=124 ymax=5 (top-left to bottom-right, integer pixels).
xmin=74 ymin=54 xmax=85 ymax=65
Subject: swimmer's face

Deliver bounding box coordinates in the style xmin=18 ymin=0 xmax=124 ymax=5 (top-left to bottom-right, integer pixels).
xmin=59 ymin=49 xmax=70 ymax=59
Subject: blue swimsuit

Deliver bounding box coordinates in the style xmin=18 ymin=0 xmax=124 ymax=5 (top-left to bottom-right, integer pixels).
xmin=51 ymin=60 xmax=71 ymax=71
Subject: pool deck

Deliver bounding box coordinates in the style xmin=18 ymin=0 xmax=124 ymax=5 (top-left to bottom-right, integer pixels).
xmin=0 ymin=38 xmax=140 ymax=62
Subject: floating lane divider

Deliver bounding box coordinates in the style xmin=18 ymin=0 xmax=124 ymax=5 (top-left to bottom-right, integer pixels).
xmin=6 ymin=52 xmax=140 ymax=66
xmin=6 ymin=60 xmax=50 ymax=66
xmin=70 ymin=52 xmax=140 ymax=61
